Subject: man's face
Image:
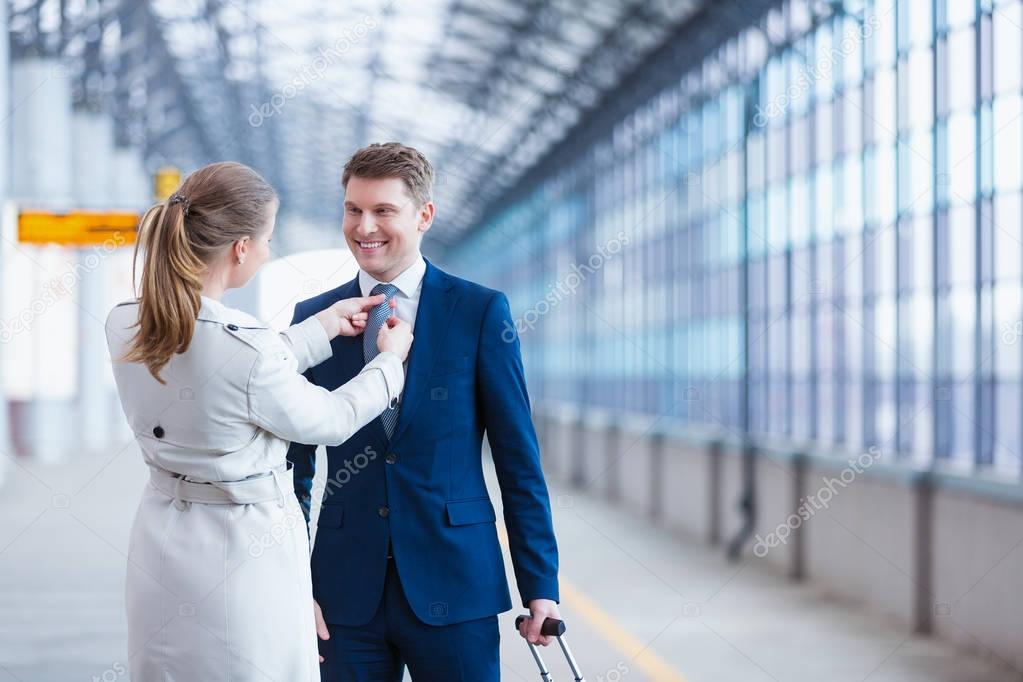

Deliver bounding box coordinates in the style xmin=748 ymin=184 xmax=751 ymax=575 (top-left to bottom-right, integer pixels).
xmin=342 ymin=176 xmax=433 ymax=281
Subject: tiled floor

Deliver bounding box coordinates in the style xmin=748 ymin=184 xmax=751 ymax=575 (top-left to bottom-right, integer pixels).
xmin=0 ymin=442 xmax=1019 ymax=681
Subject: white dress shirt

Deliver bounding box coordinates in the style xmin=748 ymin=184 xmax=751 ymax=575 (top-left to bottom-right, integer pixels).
xmin=358 ymin=253 xmax=427 ymax=386
xmin=358 ymin=252 xmax=427 ymax=333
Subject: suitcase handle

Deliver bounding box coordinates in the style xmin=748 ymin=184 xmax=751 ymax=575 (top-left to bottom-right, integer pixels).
xmin=515 ymin=615 xmax=567 ymax=637
xmin=514 ymin=615 xmax=585 ymax=681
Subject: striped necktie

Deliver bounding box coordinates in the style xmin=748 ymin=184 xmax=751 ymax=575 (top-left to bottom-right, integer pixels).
xmin=363 ymin=282 xmax=401 ymax=438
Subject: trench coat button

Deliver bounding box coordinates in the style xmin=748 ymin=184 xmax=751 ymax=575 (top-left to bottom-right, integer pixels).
xmin=385 ymin=453 xmax=397 ymax=465
xmin=153 ymin=425 xmax=165 ymax=438
xmin=378 ymin=506 xmax=390 ymax=518
xmin=226 ymin=323 xmax=239 ymax=331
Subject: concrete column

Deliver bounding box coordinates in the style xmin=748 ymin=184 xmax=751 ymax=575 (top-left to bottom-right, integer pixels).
xmin=112 ymin=146 xmax=149 ymax=209
xmin=10 ymin=57 xmax=75 ymax=462
xmin=72 ymin=112 xmax=115 ymax=453
xmin=0 ymin=0 xmax=11 ymax=482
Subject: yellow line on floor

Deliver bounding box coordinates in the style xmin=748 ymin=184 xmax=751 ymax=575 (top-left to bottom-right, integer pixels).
xmin=498 ymin=524 xmax=689 ymax=682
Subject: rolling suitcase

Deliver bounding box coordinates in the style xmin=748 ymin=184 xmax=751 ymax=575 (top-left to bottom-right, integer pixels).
xmin=514 ymin=615 xmax=585 ymax=681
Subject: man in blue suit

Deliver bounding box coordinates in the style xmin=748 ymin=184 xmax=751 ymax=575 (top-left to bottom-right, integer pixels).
xmin=287 ymin=142 xmax=560 ymax=681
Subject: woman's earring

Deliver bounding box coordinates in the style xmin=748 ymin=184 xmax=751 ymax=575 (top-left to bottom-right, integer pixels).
xmin=237 ymin=257 xmax=244 ymax=265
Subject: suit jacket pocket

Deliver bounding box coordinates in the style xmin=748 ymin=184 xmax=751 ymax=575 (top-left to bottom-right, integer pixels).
xmin=445 ymin=496 xmax=497 ymax=526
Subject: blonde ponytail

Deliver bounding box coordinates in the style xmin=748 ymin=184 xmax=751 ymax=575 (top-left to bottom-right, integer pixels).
xmin=120 ymin=162 xmax=277 ymax=383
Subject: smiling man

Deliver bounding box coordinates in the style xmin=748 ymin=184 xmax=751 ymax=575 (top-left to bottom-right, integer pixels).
xmin=286 ymin=142 xmax=561 ymax=681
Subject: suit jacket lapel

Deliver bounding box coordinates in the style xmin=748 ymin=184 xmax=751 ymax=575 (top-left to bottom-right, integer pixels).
xmin=389 ymin=259 xmax=458 ymax=445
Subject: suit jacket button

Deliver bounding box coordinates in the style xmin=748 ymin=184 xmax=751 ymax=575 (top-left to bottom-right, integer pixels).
xmin=226 ymin=323 xmax=239 ymax=331
xmin=385 ymin=453 xmax=397 ymax=465
xmin=153 ymin=426 xmax=164 ymax=438
xmin=378 ymin=506 xmax=390 ymax=518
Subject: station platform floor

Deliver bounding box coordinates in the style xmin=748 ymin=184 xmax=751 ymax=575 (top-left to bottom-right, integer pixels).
xmin=0 ymin=441 xmax=1018 ymax=681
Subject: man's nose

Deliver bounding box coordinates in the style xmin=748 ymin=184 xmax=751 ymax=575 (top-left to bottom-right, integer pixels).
xmin=354 ymin=214 xmax=376 ymax=235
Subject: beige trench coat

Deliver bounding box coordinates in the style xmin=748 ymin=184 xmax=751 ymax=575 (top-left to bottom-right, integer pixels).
xmin=105 ymin=294 xmax=403 ymax=681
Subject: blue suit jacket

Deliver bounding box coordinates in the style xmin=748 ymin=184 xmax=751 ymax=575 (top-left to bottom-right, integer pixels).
xmin=286 ymin=258 xmax=559 ymax=626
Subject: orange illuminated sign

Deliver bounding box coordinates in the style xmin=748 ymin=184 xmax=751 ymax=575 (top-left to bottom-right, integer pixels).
xmin=18 ymin=210 xmax=138 ymax=246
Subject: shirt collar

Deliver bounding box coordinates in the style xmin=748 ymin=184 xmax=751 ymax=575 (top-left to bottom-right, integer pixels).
xmin=358 ymin=253 xmax=426 ymax=299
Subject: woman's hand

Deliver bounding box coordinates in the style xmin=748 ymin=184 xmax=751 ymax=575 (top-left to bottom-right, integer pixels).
xmin=313 ymin=294 xmax=385 ymax=340
xmin=376 ymin=315 xmax=413 ymax=361
xmin=314 ymin=599 xmax=329 ymax=662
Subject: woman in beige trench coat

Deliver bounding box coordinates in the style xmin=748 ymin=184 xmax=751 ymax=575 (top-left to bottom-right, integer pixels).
xmin=104 ymin=161 xmax=413 ymax=681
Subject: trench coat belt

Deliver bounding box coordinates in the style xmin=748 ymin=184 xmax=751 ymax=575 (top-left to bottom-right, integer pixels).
xmin=148 ymin=462 xmax=292 ymax=509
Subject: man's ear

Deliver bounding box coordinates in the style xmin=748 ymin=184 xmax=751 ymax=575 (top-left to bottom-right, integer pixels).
xmin=418 ymin=201 xmax=435 ymax=233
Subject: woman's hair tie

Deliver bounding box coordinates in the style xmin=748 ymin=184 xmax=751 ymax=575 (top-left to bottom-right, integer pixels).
xmin=169 ymin=192 xmax=190 ymax=216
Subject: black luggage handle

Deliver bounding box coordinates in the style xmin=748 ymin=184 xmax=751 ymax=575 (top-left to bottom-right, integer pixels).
xmin=515 ymin=615 xmax=567 ymax=637
xmin=514 ymin=615 xmax=585 ymax=681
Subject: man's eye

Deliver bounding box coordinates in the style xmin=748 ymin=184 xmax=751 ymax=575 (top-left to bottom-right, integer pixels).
xmin=347 ymin=207 xmax=361 ymax=214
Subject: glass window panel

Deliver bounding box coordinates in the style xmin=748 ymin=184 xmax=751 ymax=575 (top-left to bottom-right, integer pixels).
xmin=948 ymin=0 xmax=976 ymax=28
xmin=993 ymin=2 xmax=1023 ymax=94
xmin=842 ymin=15 xmax=865 ymax=86
xmin=948 ymin=203 xmax=977 ymax=286
xmin=815 ymin=22 xmax=837 ymax=99
xmin=816 ymin=163 xmax=835 ymax=238
xmin=909 ymin=290 xmax=934 ymax=372
xmin=873 ymin=66 xmax=898 ymax=142
xmin=767 ymin=181 xmax=788 ymax=250
xmin=875 ymin=223 xmax=898 ymax=294
xmin=871 ymin=142 xmax=897 ymax=225
xmin=899 ymin=130 xmax=934 ymax=213
xmin=843 ymin=234 xmax=865 ymax=301
xmin=993 ymin=94 xmax=1023 ymax=191
xmin=994 ymin=192 xmax=1022 ymax=279
xmin=876 ymin=380 xmax=897 ymax=444
xmin=844 ymin=86 xmax=864 ymax=153
xmin=875 ymin=297 xmax=898 ymax=378
xmin=845 ymin=302 xmax=864 ymax=375
xmin=948 ymin=27 xmax=976 ymax=112
xmin=873 ymin=0 xmax=898 ymax=67
xmin=912 ymin=213 xmax=934 ymax=292
xmin=994 ymin=381 xmax=1021 ymax=473
xmin=994 ymin=282 xmax=1023 ymax=377
xmin=908 ymin=47 xmax=935 ymax=129
xmin=948 ymin=112 xmax=978 ymax=203
xmin=838 ymin=154 xmax=864 ymax=233
xmin=950 ymin=384 xmax=973 ymax=462
xmin=791 ymin=174 xmax=811 ymax=246
xmin=817 ymin=99 xmax=834 ymax=161
xmin=910 ymin=0 xmax=934 ymax=47
xmin=949 ymin=288 xmax=976 ymax=376
xmin=748 ymin=191 xmax=768 ymax=257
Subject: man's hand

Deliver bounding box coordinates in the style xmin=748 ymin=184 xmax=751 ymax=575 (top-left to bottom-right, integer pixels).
xmin=517 ymin=599 xmax=561 ymax=646
xmin=314 ymin=599 xmax=330 ymax=662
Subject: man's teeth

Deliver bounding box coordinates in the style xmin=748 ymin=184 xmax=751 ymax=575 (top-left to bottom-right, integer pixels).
xmin=359 ymin=241 xmax=385 ymax=248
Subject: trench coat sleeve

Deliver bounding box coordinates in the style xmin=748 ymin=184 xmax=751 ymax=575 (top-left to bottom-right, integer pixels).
xmin=278 ymin=315 xmax=332 ymax=375
xmin=247 ymin=341 xmax=404 ymax=447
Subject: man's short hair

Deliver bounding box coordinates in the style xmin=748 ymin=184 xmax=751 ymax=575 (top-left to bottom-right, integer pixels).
xmin=342 ymin=142 xmax=434 ymax=207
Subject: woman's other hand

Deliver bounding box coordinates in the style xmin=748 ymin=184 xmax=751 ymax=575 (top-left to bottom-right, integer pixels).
xmin=376 ymin=315 xmax=413 ymax=361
